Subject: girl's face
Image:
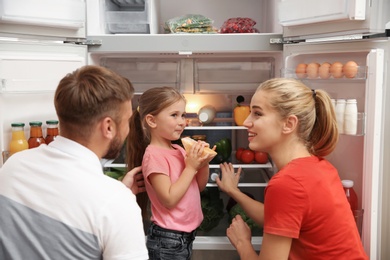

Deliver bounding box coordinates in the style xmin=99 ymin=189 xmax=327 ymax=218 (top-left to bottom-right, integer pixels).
xmin=243 ymin=90 xmax=285 ymax=153
xmin=153 ymin=99 xmax=186 ymax=142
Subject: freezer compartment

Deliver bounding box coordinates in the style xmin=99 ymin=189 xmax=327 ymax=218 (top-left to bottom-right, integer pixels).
xmin=105 ymin=0 xmax=152 ymax=33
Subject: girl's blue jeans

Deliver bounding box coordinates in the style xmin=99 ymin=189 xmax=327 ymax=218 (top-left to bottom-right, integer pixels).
xmin=146 ymin=223 xmax=197 ymax=260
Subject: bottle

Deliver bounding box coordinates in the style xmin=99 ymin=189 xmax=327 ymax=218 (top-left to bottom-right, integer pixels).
xmin=198 ymin=105 xmax=216 ymax=125
xmin=335 ymin=99 xmax=346 ymax=134
xmin=9 ymin=122 xmax=29 ymax=156
xmin=45 ymin=120 xmax=59 ymax=144
xmin=344 ymin=99 xmax=358 ymax=135
xmin=28 ymin=121 xmax=46 ymax=149
xmin=342 ymin=179 xmax=358 ymax=213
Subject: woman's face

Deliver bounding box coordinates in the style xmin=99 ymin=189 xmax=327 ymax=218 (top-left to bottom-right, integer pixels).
xmin=243 ymin=90 xmax=285 ymax=153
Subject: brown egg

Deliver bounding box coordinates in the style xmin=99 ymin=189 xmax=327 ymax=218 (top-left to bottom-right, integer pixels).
xmin=343 ymin=61 xmax=358 ymax=78
xmin=295 ymin=63 xmax=307 ymax=78
xmin=306 ymin=62 xmax=320 ymax=79
xmin=319 ymin=62 xmax=331 ymax=79
xmin=330 ymin=62 xmax=344 ymax=78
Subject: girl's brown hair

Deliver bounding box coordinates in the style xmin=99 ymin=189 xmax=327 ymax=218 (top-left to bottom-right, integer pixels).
xmin=126 ymin=86 xmax=186 ymax=218
xmin=257 ymin=78 xmax=338 ymax=157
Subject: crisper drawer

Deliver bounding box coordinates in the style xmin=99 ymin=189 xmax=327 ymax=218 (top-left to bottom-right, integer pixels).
xmin=100 ymin=57 xmax=182 ymax=94
xmin=0 ymin=0 xmax=86 ymax=39
xmin=194 ymin=57 xmax=275 ymax=94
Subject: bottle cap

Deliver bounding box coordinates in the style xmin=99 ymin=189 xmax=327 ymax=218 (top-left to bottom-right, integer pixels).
xmin=341 ymin=179 xmax=354 ymax=188
xmin=46 ymin=120 xmax=59 ymax=125
xmin=210 ymin=173 xmax=219 ymax=182
xmin=29 ymin=121 xmax=42 ymax=126
xmin=11 ymin=122 xmax=25 ymax=127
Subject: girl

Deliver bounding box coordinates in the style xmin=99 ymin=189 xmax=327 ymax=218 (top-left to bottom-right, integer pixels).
xmin=127 ymin=86 xmax=216 ymax=260
xmin=216 ymin=78 xmax=368 ymax=259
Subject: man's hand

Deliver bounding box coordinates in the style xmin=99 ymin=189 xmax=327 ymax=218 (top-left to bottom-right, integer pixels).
xmin=121 ymin=166 xmax=146 ymax=195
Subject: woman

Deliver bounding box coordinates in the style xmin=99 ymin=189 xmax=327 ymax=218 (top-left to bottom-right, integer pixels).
xmin=216 ymin=78 xmax=368 ymax=259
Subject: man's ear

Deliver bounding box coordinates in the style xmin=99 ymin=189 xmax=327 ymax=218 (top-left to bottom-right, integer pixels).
xmin=145 ymin=114 xmax=157 ymax=128
xmin=282 ymin=115 xmax=298 ymax=134
xmin=101 ymin=117 xmax=115 ymax=139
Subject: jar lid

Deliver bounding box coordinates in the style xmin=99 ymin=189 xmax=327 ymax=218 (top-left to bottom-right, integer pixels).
xmin=341 ymin=179 xmax=354 ymax=188
xmin=46 ymin=120 xmax=59 ymax=125
xmin=29 ymin=121 xmax=42 ymax=126
xmin=11 ymin=122 xmax=25 ymax=127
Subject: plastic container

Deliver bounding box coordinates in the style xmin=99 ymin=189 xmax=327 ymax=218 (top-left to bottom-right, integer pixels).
xmin=28 ymin=121 xmax=46 ymax=149
xmin=342 ymin=179 xmax=358 ymax=212
xmin=335 ymin=99 xmax=346 ymax=134
xmin=344 ymin=99 xmax=358 ymax=135
xmin=45 ymin=120 xmax=59 ymax=144
xmin=9 ymin=122 xmax=29 ymax=156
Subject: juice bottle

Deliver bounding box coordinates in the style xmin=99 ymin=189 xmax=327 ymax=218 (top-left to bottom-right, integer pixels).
xmin=45 ymin=120 xmax=59 ymax=144
xmin=341 ymin=179 xmax=358 ymax=212
xmin=9 ymin=122 xmax=29 ymax=156
xmin=28 ymin=121 xmax=46 ymax=149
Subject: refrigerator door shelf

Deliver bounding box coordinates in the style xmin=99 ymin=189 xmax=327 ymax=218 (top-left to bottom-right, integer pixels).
xmin=281 ymin=66 xmax=367 ymax=80
xmin=0 ymin=0 xmax=86 ymax=40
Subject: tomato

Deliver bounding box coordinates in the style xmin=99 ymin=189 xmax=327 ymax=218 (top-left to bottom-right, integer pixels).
xmin=240 ymin=149 xmax=255 ymax=164
xmin=254 ymin=151 xmax=268 ymax=164
xmin=235 ymin=147 xmax=245 ymax=161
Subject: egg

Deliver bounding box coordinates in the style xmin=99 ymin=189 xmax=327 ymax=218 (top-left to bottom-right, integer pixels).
xmin=295 ymin=63 xmax=307 ymax=78
xmin=319 ymin=62 xmax=331 ymax=79
xmin=306 ymin=62 xmax=320 ymax=79
xmin=330 ymin=62 xmax=344 ymax=78
xmin=343 ymin=61 xmax=358 ymax=78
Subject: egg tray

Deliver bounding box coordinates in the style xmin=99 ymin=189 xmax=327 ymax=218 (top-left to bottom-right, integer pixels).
xmin=281 ymin=66 xmax=367 ymax=80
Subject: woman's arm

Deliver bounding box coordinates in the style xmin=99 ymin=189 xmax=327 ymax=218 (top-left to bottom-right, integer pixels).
xmin=217 ymin=162 xmax=264 ymax=226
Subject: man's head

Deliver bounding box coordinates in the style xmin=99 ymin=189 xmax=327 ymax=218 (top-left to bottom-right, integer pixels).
xmin=54 ymin=65 xmax=134 ymax=159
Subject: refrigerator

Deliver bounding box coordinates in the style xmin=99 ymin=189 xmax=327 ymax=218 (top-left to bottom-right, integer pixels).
xmin=0 ymin=0 xmax=389 ymax=259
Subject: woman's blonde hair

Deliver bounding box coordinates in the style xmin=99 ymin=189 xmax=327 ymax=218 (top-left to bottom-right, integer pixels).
xmin=257 ymin=78 xmax=338 ymax=157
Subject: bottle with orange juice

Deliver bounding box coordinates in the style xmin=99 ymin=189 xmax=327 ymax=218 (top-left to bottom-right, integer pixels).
xmin=9 ymin=122 xmax=29 ymax=156
xmin=28 ymin=121 xmax=46 ymax=149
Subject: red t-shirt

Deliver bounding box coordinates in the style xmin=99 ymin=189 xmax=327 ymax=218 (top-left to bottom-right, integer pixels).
xmin=264 ymin=156 xmax=368 ymax=260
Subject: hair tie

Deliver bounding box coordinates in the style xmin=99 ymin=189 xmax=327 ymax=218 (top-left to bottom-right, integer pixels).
xmin=312 ymin=89 xmax=316 ymax=99
xmin=137 ymin=106 xmax=140 ymax=112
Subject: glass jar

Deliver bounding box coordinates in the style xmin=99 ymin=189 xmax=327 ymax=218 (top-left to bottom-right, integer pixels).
xmin=9 ymin=122 xmax=29 ymax=156
xmin=344 ymin=99 xmax=358 ymax=135
xmin=45 ymin=120 xmax=59 ymax=144
xmin=28 ymin=121 xmax=46 ymax=149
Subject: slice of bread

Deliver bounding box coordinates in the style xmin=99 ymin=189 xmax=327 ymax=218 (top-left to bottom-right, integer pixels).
xmin=181 ymin=137 xmax=217 ymax=157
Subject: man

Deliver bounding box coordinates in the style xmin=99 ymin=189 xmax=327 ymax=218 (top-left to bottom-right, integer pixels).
xmin=0 ymin=65 xmax=149 ymax=259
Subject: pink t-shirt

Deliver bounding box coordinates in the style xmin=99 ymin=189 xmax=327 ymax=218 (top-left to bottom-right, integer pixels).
xmin=142 ymin=144 xmax=203 ymax=232
xmin=264 ymin=156 xmax=368 ymax=260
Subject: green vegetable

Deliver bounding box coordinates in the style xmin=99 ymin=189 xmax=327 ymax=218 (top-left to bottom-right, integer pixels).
xmin=198 ymin=188 xmax=224 ymax=232
xmin=211 ymin=138 xmax=232 ymax=163
xmin=228 ymin=203 xmax=260 ymax=231
xmin=104 ymin=167 xmax=126 ymax=180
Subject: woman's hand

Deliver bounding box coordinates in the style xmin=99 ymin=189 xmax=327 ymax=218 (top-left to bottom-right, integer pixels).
xmin=121 ymin=166 xmax=146 ymax=195
xmin=216 ymin=162 xmax=241 ymax=195
xmin=227 ymin=215 xmax=252 ymax=250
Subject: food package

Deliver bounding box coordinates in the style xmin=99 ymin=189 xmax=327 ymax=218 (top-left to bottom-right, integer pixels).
xmin=181 ymin=137 xmax=217 ymax=157
xmin=164 ymin=14 xmax=217 ymax=33
xmin=219 ymin=17 xmax=259 ymax=33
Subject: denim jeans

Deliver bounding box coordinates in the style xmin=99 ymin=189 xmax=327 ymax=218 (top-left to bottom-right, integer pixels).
xmin=146 ymin=223 xmax=197 ymax=260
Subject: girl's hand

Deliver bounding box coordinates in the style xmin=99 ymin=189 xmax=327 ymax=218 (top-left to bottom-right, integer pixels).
xmin=215 ymin=162 xmax=241 ymax=194
xmin=185 ymin=141 xmax=215 ymax=171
